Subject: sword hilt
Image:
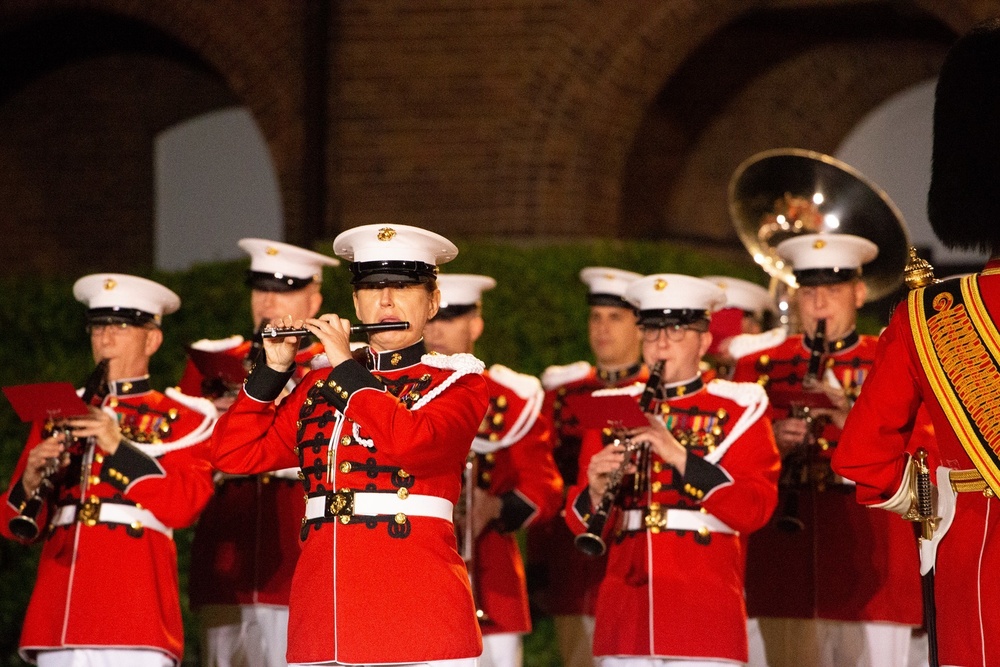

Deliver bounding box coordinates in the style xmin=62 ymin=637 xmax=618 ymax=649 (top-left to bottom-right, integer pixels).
xmin=913 ymin=448 xmax=939 ymax=541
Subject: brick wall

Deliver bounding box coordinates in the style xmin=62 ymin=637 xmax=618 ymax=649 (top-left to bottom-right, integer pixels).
xmin=0 ymin=0 xmax=990 ymax=277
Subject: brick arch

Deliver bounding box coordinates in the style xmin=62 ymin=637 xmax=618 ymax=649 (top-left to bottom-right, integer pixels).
xmin=513 ymin=1 xmax=979 ymax=241
xmin=96 ymin=1 xmax=312 ymax=241
xmin=0 ymin=1 xmax=309 ymax=277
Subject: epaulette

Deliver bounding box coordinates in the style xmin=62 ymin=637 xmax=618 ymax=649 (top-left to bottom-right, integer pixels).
xmin=165 ymin=386 xmax=219 ymax=419
xmin=410 ymin=352 xmax=486 ymax=411
xmin=189 ymin=334 xmax=244 ymax=352
xmin=310 ymin=353 xmax=332 ymax=370
xmin=541 ymin=361 xmax=592 ymax=391
xmin=472 ymin=364 xmax=545 ymax=453
xmin=126 ymin=388 xmax=218 ymax=458
xmin=420 ymin=352 xmax=486 ymax=374
xmin=488 ymin=364 xmax=544 ymax=400
xmin=728 ymin=326 xmax=788 ymax=361
xmin=706 ymin=378 xmax=769 ymax=407
xmin=703 ymin=379 xmax=769 ymax=465
xmin=592 ymin=382 xmax=644 ymax=398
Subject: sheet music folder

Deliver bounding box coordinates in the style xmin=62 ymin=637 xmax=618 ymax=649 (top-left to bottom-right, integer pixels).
xmin=565 ymin=388 xmax=650 ymax=429
xmin=2 ymin=383 xmax=90 ymax=423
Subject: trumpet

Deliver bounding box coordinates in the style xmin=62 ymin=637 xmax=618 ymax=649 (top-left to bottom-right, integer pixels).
xmin=575 ymin=359 xmax=664 ymax=557
xmin=9 ymin=358 xmax=110 ymax=541
xmin=260 ymin=321 xmax=410 ymax=339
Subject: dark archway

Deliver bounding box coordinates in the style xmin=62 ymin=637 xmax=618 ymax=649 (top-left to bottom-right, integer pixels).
xmin=620 ymin=4 xmax=954 ymax=246
xmin=0 ymin=10 xmax=239 ymax=276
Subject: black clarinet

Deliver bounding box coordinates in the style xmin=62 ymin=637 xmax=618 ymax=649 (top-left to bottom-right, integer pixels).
xmin=801 ymin=318 xmax=827 ymax=390
xmin=575 ymin=359 xmax=665 ymax=557
xmin=9 ymin=359 xmax=110 ymax=541
xmin=243 ymin=319 xmax=268 ymax=370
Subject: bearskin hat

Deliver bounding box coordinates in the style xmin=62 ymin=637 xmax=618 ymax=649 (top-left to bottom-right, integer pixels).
xmin=928 ymin=19 xmax=1000 ymax=253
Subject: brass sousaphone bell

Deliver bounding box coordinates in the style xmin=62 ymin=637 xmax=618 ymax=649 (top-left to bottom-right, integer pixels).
xmin=728 ymin=148 xmax=910 ymax=305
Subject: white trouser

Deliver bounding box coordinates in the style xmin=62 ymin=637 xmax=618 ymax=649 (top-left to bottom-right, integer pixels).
xmin=289 ymin=660 xmax=478 ymax=667
xmin=479 ymin=633 xmax=522 ymax=667
xmin=37 ymin=649 xmax=173 ymax=667
xmin=553 ymin=614 xmax=596 ymax=667
xmin=746 ymin=617 xmax=768 ymax=667
xmin=908 ymin=631 xmax=930 ymax=667
xmin=200 ymin=603 xmax=289 ymax=667
xmin=599 ymin=658 xmax=735 ymax=667
xmin=757 ymin=618 xmax=912 ymax=667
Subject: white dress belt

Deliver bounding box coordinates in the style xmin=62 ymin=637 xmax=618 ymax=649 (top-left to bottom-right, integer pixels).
xmin=51 ymin=502 xmax=173 ymax=537
xmin=621 ymin=507 xmax=736 ymax=535
xmin=304 ymin=492 xmax=454 ymax=522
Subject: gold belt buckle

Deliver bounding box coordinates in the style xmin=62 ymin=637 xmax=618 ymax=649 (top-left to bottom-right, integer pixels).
xmin=326 ymin=488 xmax=355 ymax=524
xmin=644 ymin=503 xmax=667 ymax=533
xmin=78 ymin=496 xmax=101 ymax=527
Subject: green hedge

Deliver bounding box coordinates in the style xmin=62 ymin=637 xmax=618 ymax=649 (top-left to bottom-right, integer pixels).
xmin=0 ymin=238 xmax=869 ymax=665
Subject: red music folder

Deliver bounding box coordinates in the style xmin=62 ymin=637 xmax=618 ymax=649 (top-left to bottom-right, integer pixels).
xmin=566 ymin=389 xmax=651 ymax=430
xmin=187 ymin=347 xmax=248 ymax=386
xmin=2 ymin=383 xmax=90 ymax=423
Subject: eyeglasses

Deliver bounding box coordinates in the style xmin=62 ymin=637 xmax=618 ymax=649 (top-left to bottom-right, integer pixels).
xmin=640 ymin=322 xmax=708 ymax=343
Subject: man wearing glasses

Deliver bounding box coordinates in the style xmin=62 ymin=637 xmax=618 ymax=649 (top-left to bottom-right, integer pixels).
xmin=1 ymin=273 xmax=217 ymax=667
xmin=528 ymin=267 xmax=647 ymax=667
xmin=565 ymin=273 xmax=779 ymax=666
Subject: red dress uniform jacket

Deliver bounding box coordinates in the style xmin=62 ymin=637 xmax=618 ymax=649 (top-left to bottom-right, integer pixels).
xmin=527 ymin=361 xmax=648 ymax=617
xmin=183 ymin=336 xmax=324 ymax=608
xmin=732 ymin=332 xmax=923 ymax=625
xmin=564 ymin=377 xmax=779 ymax=662
xmin=0 ymin=377 xmax=216 ymax=665
xmin=835 ymin=265 xmax=1000 ymax=666
xmin=209 ymin=341 xmax=490 ymax=665
xmin=470 ymin=365 xmax=563 ymax=635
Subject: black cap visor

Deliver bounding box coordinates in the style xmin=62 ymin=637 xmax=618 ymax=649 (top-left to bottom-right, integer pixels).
xmin=793 ymin=267 xmax=861 ymax=287
xmin=86 ymin=307 xmax=158 ymax=328
xmin=431 ymin=304 xmax=478 ymax=321
xmin=587 ymin=293 xmax=636 ymax=310
xmin=637 ymin=308 xmax=709 ymax=329
xmin=245 ymin=270 xmax=315 ymax=293
xmin=349 ymin=260 xmax=437 ymax=286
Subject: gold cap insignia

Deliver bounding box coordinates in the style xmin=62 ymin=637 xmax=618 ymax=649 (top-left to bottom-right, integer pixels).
xmin=654 ymin=278 xmax=667 ymax=291
xmin=103 ymin=278 xmax=117 ymax=290
xmin=813 ymin=239 xmax=826 ymax=250
xmin=377 ymin=227 xmax=397 ymax=242
xmin=266 ymin=246 xmax=278 ymax=255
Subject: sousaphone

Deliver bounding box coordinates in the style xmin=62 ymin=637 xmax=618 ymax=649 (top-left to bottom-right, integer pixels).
xmin=728 ymin=148 xmax=910 ymax=302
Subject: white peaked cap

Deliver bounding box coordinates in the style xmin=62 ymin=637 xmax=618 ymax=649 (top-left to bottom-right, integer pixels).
xmin=333 ymin=224 xmax=458 ymax=284
xmin=776 ymin=233 xmax=878 ymax=272
xmin=239 ymin=238 xmax=340 ymax=281
xmin=73 ymin=273 xmax=180 ymax=326
xmin=702 ymin=276 xmax=777 ymax=315
xmin=579 ymin=267 xmax=643 ymax=297
xmin=437 ymin=274 xmax=497 ymax=308
xmin=625 ymin=274 xmax=726 ymax=319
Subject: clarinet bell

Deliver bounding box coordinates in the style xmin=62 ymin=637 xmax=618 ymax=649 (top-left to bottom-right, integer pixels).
xmin=775 ymin=490 xmax=805 ymax=533
xmin=8 ymin=510 xmax=41 ymax=541
xmin=776 ymin=514 xmax=805 ymax=533
xmin=574 ymin=532 xmax=608 ymax=557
